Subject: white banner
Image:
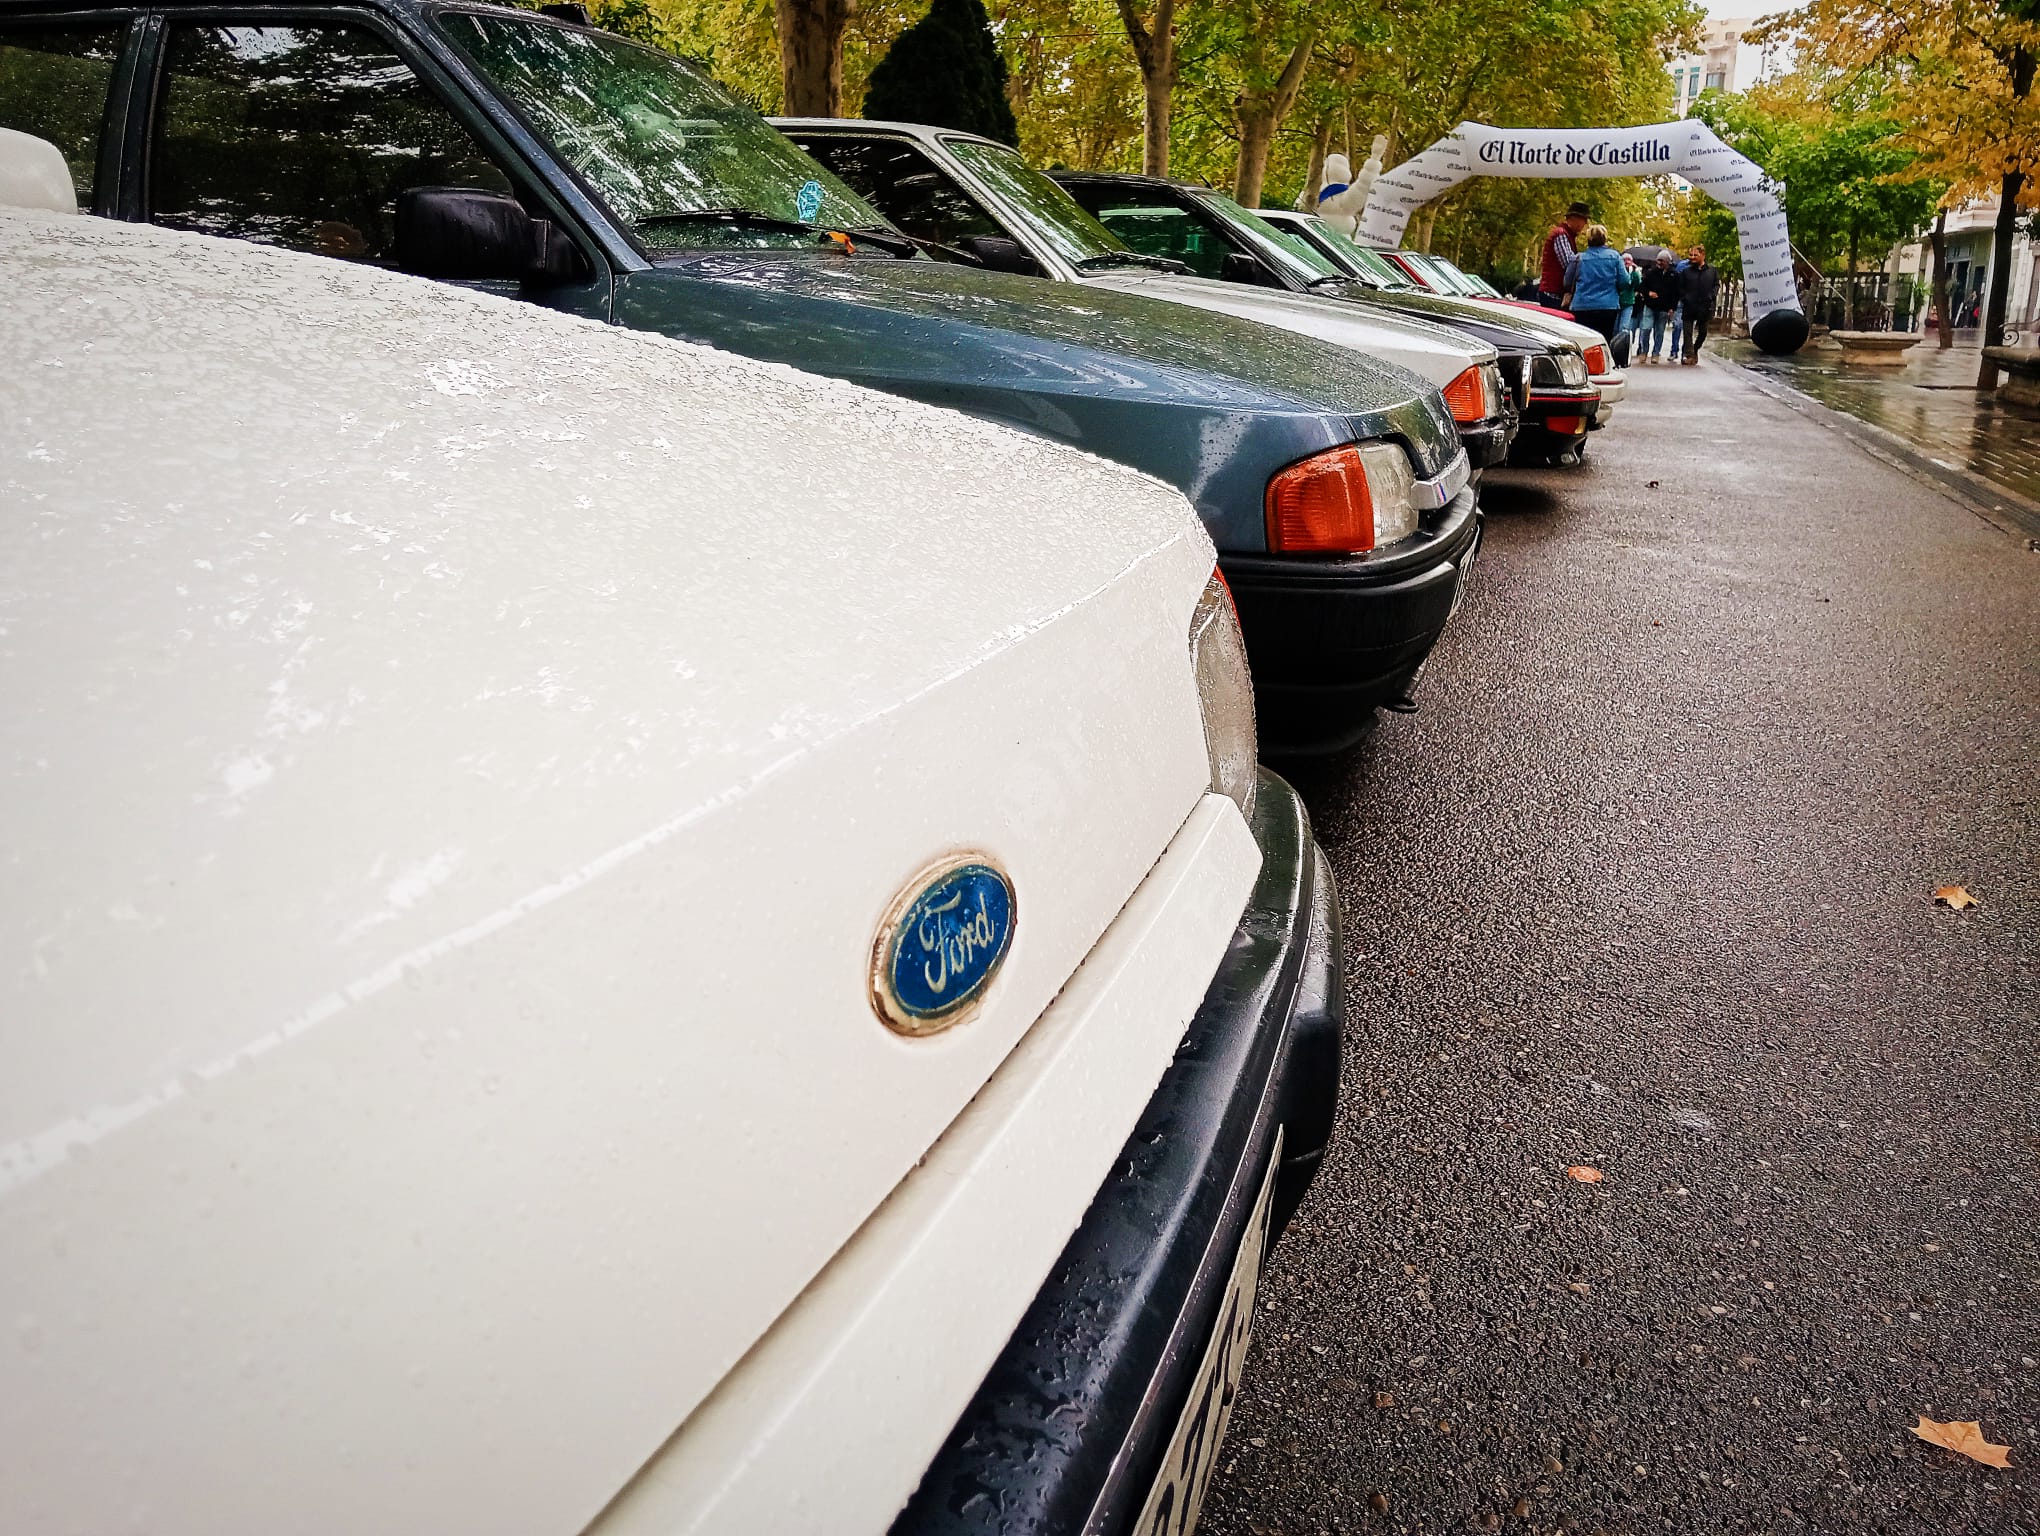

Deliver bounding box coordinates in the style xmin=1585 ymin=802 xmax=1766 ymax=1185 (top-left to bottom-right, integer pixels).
xmin=1356 ymin=120 xmax=1802 ymax=330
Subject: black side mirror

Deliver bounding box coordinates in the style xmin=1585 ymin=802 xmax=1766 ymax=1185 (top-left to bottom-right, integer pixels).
xmin=395 ymin=187 xmax=583 ymax=283
xmin=954 ymin=234 xmax=1040 ymax=277
xmin=1220 ymin=250 xmax=1265 ymax=285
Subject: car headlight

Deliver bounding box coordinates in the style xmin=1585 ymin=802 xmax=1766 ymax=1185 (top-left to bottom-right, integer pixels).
xmin=1558 ymin=349 xmax=1590 ymax=386
xmin=1188 ymin=570 xmax=1257 ymax=820
xmin=1263 ymin=441 xmax=1420 ymax=553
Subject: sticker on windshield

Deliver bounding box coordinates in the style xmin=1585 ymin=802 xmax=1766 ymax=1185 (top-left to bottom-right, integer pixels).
xmin=795 ymin=179 xmax=823 ymax=223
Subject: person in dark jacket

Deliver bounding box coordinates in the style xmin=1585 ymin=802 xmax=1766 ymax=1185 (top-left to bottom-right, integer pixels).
xmin=1679 ymin=246 xmax=1721 ymax=364
xmin=1638 ymin=253 xmax=1680 ymax=361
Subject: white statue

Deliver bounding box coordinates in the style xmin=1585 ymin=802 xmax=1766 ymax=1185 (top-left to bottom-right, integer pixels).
xmin=1311 ymin=134 xmax=1387 ymax=238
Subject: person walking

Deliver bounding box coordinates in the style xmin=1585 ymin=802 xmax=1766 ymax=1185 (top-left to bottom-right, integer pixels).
xmin=1638 ymin=252 xmax=1679 ymax=361
xmin=1539 ymin=201 xmax=1590 ymax=310
xmin=1679 ymin=245 xmax=1721 ymax=364
xmin=1564 ymin=225 xmax=1626 ymax=341
xmin=1617 ymin=253 xmax=1643 ymax=338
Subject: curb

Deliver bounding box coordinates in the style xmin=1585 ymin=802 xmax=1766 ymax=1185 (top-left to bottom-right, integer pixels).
xmin=1717 ymin=353 xmax=2040 ymax=543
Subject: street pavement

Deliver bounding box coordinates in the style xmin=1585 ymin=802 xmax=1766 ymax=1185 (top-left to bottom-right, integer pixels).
xmin=1205 ymin=355 xmax=2040 ymax=1535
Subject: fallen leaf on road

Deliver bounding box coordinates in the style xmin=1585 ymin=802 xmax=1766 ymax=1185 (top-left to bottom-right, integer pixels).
xmin=1911 ymin=1416 xmax=2011 ymax=1468
xmin=1646 ymin=479 xmax=1661 ymax=488
xmin=1934 ymin=885 xmax=1979 ymax=910
xmin=1566 ymin=1166 xmax=1604 ymax=1183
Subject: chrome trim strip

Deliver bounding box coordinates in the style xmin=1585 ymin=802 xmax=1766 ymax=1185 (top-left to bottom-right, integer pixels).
xmin=1409 ymin=449 xmax=1471 ymax=511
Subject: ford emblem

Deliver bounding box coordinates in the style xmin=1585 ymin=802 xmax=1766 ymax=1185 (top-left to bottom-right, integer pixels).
xmin=871 ymin=857 xmax=1016 ymax=1036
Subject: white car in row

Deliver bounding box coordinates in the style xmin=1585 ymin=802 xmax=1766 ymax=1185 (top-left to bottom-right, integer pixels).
xmin=0 ymin=175 xmax=1341 ymax=1534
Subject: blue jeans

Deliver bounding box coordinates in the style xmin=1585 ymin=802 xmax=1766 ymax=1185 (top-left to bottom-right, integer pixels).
xmin=1640 ymin=307 xmax=1674 ymax=355
xmin=1668 ymin=304 xmax=1685 ymax=357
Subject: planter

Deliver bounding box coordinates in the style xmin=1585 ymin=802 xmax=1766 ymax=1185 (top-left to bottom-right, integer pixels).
xmin=1983 ymin=346 xmax=2040 ymax=407
xmin=1829 ymin=330 xmax=1920 ymax=366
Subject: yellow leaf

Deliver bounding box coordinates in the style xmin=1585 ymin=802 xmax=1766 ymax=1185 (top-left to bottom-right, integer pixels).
xmin=1911 ymin=1416 xmax=2012 ymax=1469
xmin=1566 ymin=1166 xmax=1603 ymax=1183
xmin=1934 ymin=885 xmax=1979 ymax=910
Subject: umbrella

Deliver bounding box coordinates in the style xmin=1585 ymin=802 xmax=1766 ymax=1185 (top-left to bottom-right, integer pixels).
xmin=1625 ymin=243 xmax=1674 ymax=264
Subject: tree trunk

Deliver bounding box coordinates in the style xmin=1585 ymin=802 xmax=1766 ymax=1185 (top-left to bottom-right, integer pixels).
xmin=1843 ymin=230 xmax=1857 ymax=330
xmin=1977 ymin=170 xmax=2027 ymax=387
xmin=1299 ymin=113 xmax=1336 ymax=210
xmin=1412 ymin=206 xmax=1436 ymax=253
xmin=1928 ymin=208 xmax=1952 ymax=349
xmin=1979 ymin=42 xmax=2033 ymax=387
xmin=1114 ymin=0 xmax=1176 ymax=176
xmin=1230 ymin=29 xmax=1315 ymax=207
xmin=775 ymin=0 xmax=854 ymax=116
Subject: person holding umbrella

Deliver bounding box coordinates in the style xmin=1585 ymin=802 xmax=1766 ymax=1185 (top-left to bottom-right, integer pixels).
xmin=1638 ymin=252 xmax=1681 ymax=362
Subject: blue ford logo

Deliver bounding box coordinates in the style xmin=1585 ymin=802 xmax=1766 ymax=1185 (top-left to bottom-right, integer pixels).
xmin=871 ymin=859 xmax=1016 ymax=1036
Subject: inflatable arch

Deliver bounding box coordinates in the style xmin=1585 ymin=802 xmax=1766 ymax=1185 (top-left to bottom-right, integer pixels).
xmin=1356 ymin=119 xmax=1809 ymax=354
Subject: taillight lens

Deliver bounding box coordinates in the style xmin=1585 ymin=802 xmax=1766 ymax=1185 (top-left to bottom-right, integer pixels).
xmin=1584 ymin=343 xmax=1611 ymax=375
xmin=1188 ymin=570 xmax=1257 ymax=819
xmin=1265 ymin=442 xmax=1419 ymax=553
xmin=1441 ymin=365 xmax=1491 ymax=423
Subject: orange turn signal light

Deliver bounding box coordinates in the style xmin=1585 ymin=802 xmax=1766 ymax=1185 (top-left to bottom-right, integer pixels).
xmin=1584 ymin=344 xmax=1610 ymax=375
xmin=1545 ymin=415 xmax=1586 ymax=435
xmin=1265 ymin=446 xmax=1375 ymax=553
xmin=1441 ymin=366 xmax=1489 ymax=424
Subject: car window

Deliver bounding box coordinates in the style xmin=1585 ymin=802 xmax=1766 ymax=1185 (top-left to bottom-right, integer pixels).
xmin=1189 ymin=190 xmax=1345 ymax=285
xmin=792 ymin=134 xmax=1003 ymax=250
xmin=1280 ymin=215 xmax=1418 ymax=289
xmin=150 ymin=23 xmax=514 ymax=264
xmin=0 ymin=25 xmax=125 ymax=207
xmin=942 ymin=138 xmax=1125 ymax=267
xmin=1065 ymin=190 xmax=1229 ymax=279
xmin=441 ymin=12 xmax=887 ymax=252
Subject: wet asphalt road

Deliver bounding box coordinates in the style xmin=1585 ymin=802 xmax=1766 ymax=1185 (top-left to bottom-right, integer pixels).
xmin=1204 ymin=356 xmax=2040 ymax=1535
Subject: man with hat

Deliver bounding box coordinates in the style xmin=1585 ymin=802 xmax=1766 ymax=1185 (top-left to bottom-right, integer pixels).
xmin=1539 ymin=201 xmax=1591 ymax=310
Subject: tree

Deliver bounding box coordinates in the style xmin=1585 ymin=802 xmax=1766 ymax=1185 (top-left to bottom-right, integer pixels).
xmin=864 ymin=0 xmax=1021 ymax=140
xmin=776 ymin=0 xmax=857 ymax=113
xmin=1111 ymin=0 xmax=1177 ymax=174
xmin=1754 ymin=0 xmax=2038 ymax=383
xmin=1692 ymin=83 xmax=1940 ymax=328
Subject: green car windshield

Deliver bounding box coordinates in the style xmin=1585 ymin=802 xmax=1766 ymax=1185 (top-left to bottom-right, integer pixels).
xmin=440 ymin=12 xmax=890 ymax=251
xmin=943 ymin=138 xmax=1127 ymax=266
xmin=1407 ymin=252 xmax=1481 ymax=296
xmin=1189 ymin=189 xmax=1349 ymax=287
xmin=1287 ymin=217 xmax=1421 ymax=290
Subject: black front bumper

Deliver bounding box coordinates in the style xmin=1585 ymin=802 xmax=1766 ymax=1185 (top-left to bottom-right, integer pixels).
xmin=1508 ymin=387 xmax=1598 ymax=462
xmin=1457 ymin=412 xmax=1516 ymax=470
xmin=1223 ymin=484 xmax=1482 ymax=757
xmin=892 ymin=771 xmax=1342 ymax=1536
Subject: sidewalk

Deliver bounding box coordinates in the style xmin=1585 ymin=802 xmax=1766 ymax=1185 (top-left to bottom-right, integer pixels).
xmin=1713 ymin=333 xmax=2040 ymax=521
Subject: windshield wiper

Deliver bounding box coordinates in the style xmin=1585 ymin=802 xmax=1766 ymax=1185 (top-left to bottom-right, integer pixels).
xmin=1074 ymin=252 xmax=1189 ymax=274
xmin=1306 ymin=273 xmax=1355 ymax=291
xmin=841 ymin=225 xmax=923 ymax=257
xmin=633 ymin=208 xmax=828 ymax=237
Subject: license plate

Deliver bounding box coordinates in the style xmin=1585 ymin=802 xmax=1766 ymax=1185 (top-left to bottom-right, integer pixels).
xmin=1134 ymin=1129 xmax=1282 ymax=1536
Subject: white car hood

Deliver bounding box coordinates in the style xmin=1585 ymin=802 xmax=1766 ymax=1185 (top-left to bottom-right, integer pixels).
xmin=1084 ymin=269 xmax=1493 ymax=387
xmin=0 ymin=214 xmax=1223 ymax=1533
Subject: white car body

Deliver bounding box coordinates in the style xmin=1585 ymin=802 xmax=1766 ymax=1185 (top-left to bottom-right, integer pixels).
xmin=773 ymin=119 xmax=1502 ymax=400
xmin=0 ymin=209 xmax=1286 ymax=1533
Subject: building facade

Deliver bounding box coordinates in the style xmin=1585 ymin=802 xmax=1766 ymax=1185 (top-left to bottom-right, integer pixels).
xmin=1667 ymin=19 xmax=1747 ymax=116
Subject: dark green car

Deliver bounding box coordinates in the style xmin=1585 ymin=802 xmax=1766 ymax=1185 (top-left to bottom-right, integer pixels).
xmin=0 ymin=0 xmax=1477 ymax=752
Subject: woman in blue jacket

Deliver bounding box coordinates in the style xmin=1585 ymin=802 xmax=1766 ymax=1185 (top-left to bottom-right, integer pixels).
xmin=1565 ymin=225 xmax=1627 ymax=342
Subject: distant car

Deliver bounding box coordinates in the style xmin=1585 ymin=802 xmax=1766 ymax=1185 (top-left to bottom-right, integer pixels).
xmin=1370 ymin=246 xmax=1628 ymax=437
xmin=1256 ymin=207 xmax=1616 ymax=463
xmin=0 ymin=202 xmax=1343 ymax=1536
xmin=0 ymin=0 xmax=1476 ymax=754
xmin=775 ymin=119 xmax=1518 ymax=475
